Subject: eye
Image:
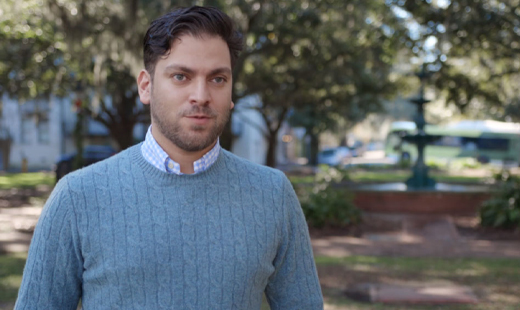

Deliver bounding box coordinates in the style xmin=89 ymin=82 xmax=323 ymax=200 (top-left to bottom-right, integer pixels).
xmin=212 ymin=76 xmax=226 ymax=84
xmin=172 ymin=74 xmax=186 ymax=81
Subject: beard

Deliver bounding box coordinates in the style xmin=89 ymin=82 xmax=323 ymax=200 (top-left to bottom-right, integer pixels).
xmin=150 ymin=99 xmax=230 ymax=152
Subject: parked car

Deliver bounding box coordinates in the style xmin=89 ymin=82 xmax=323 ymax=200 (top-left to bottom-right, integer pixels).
xmin=317 ymin=147 xmax=352 ymax=166
xmin=54 ymin=145 xmax=117 ymax=181
xmin=348 ymin=140 xmax=366 ymax=157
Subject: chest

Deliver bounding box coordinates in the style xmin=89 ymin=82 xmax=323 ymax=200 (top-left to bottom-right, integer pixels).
xmin=75 ymin=189 xmax=282 ymax=292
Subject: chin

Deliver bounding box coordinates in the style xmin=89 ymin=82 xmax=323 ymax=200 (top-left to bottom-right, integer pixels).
xmin=176 ymin=133 xmax=217 ymax=152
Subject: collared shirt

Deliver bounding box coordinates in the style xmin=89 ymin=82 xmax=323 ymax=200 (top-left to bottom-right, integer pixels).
xmin=141 ymin=125 xmax=220 ymax=175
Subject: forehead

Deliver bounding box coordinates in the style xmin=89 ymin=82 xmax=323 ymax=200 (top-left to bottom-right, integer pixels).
xmin=158 ymin=34 xmax=231 ymax=71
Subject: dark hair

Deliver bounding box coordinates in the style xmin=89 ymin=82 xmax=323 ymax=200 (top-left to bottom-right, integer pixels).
xmin=143 ymin=6 xmax=243 ymax=77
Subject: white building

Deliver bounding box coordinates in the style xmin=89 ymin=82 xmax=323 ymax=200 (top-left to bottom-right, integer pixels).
xmin=231 ymin=95 xmax=268 ymax=165
xmin=0 ymin=94 xmax=148 ymax=171
xmin=0 ymin=95 xmax=76 ymax=171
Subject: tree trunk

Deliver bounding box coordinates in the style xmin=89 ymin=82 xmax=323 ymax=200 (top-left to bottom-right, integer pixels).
xmin=308 ymin=130 xmax=319 ymax=166
xmin=265 ymin=132 xmax=277 ymax=168
xmin=220 ymin=119 xmax=233 ymax=151
xmin=260 ymin=105 xmax=289 ymax=168
xmin=109 ymin=120 xmax=136 ymax=151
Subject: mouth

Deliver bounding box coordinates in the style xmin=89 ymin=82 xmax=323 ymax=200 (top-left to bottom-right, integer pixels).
xmin=184 ymin=114 xmax=214 ymax=126
xmin=186 ymin=115 xmax=212 ymax=119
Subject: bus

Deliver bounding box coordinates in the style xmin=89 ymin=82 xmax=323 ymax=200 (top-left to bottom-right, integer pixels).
xmin=385 ymin=120 xmax=520 ymax=166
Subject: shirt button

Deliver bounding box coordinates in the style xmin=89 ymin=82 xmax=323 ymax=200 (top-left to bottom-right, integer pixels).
xmin=168 ymin=162 xmax=174 ymax=169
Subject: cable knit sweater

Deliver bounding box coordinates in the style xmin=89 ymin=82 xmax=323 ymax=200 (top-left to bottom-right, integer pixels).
xmin=15 ymin=144 xmax=323 ymax=310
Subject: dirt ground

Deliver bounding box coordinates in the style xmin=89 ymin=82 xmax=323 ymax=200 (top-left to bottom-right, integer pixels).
xmin=311 ymin=215 xmax=520 ymax=242
xmin=309 ymin=213 xmax=520 ymax=259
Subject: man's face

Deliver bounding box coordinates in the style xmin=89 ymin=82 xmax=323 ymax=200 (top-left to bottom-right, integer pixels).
xmin=138 ymin=34 xmax=234 ymax=153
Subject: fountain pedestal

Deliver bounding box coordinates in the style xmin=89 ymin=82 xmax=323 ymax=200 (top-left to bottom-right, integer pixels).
xmin=402 ymin=131 xmax=440 ymax=189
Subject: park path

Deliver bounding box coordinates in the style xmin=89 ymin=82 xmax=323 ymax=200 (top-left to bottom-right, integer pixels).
xmin=312 ymin=232 xmax=520 ymax=258
xmin=0 ymin=205 xmax=40 ymax=253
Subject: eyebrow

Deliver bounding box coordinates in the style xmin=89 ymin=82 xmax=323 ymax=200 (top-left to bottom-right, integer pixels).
xmin=163 ymin=64 xmax=232 ymax=76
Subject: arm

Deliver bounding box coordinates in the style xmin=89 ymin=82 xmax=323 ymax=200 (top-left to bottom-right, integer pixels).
xmin=265 ymin=175 xmax=324 ymax=310
xmin=15 ymin=179 xmax=83 ymax=310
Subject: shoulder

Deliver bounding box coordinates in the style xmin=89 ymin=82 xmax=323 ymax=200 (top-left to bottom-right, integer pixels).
xmin=219 ymin=150 xmax=296 ymax=203
xmin=220 ymin=149 xmax=289 ymax=185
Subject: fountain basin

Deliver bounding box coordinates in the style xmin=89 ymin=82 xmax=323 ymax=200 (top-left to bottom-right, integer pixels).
xmin=351 ymin=183 xmax=494 ymax=215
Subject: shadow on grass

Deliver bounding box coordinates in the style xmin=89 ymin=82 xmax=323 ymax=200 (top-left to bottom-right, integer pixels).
xmin=0 ymin=253 xmax=26 ymax=304
xmin=316 ymin=256 xmax=520 ymax=310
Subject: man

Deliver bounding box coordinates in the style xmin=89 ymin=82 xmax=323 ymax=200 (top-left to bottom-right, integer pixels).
xmin=16 ymin=6 xmax=323 ymax=310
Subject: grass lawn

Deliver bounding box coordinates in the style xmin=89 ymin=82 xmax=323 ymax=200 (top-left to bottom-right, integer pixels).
xmin=0 ymin=173 xmax=55 ymax=190
xmin=317 ymin=256 xmax=520 ymax=310
xmin=3 ymin=253 xmax=519 ymax=310
xmin=0 ymin=253 xmax=26 ymax=310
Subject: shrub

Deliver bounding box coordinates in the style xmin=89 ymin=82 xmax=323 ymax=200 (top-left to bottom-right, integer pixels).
xmin=396 ymin=157 xmax=412 ymax=169
xmin=480 ymin=170 xmax=520 ymax=229
xmin=295 ymin=166 xmax=361 ymax=228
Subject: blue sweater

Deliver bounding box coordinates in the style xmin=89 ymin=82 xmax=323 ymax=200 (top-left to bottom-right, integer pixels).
xmin=15 ymin=145 xmax=323 ymax=309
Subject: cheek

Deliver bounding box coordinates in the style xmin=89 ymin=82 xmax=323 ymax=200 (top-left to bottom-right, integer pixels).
xmin=151 ymin=86 xmax=182 ymax=108
xmin=217 ymin=90 xmax=233 ymax=109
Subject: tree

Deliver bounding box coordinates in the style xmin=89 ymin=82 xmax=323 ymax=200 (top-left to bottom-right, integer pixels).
xmin=0 ymin=0 xmax=144 ymax=150
xmin=391 ymin=0 xmax=520 ymax=121
xmin=43 ymin=0 xmax=155 ymax=150
xmin=227 ymin=0 xmax=408 ymax=166
xmin=2 ymin=0 xmax=410 ymax=167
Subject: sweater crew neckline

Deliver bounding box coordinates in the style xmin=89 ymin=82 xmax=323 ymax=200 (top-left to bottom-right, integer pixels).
xmin=130 ymin=143 xmax=233 ymax=186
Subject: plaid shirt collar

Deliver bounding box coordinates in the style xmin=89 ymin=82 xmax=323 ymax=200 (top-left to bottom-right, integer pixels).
xmin=141 ymin=125 xmax=220 ymax=175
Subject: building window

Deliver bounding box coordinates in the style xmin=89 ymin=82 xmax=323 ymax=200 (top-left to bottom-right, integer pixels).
xmin=38 ymin=118 xmax=50 ymax=144
xmin=21 ymin=117 xmax=32 ymax=144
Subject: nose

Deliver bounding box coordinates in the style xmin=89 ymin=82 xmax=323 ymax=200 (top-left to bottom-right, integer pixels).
xmin=189 ymin=79 xmax=210 ymax=105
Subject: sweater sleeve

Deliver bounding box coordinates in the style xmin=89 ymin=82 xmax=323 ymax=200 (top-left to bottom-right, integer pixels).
xmin=265 ymin=174 xmax=324 ymax=310
xmin=15 ymin=178 xmax=83 ymax=310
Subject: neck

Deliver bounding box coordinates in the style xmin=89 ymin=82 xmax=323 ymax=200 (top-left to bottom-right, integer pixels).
xmin=151 ymin=128 xmax=216 ymax=175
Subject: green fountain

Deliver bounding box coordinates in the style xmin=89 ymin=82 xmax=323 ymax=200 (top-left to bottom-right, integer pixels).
xmin=402 ymin=67 xmax=440 ymax=189
xmin=350 ymin=66 xmax=493 ymax=214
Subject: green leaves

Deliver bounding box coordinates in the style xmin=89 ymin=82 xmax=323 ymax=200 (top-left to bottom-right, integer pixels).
xmin=296 ymin=166 xmax=361 ymax=228
xmin=480 ymin=170 xmax=520 ymax=229
xmin=393 ymin=0 xmax=520 ymax=120
xmin=0 ymin=0 xmax=70 ymax=99
xmin=0 ymin=0 xmax=159 ymax=150
xmin=230 ymin=0 xmax=408 ymax=165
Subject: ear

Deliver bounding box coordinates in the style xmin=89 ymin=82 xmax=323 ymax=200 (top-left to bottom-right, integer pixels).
xmin=137 ymin=69 xmax=152 ymax=105
xmin=230 ymin=101 xmax=234 ymax=110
